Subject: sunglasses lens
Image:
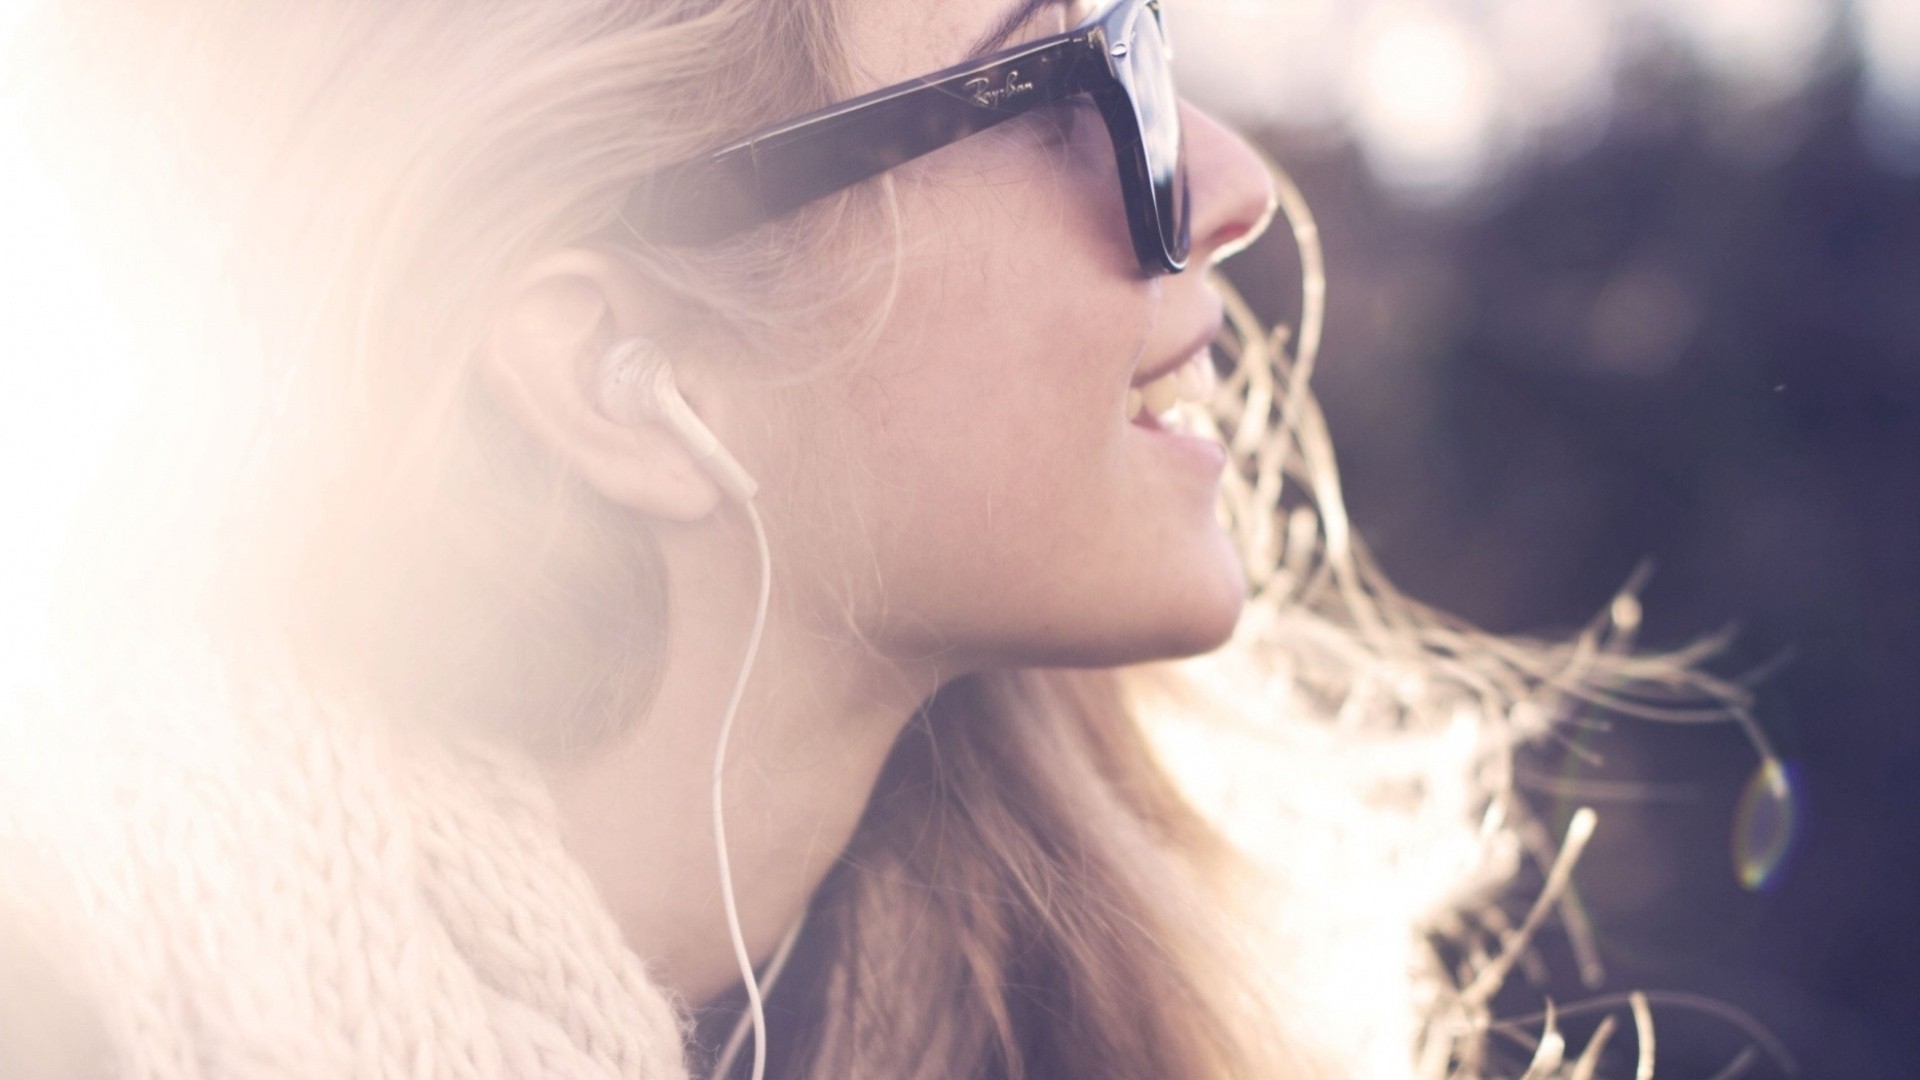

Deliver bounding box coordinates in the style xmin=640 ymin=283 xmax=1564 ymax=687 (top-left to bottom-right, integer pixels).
xmin=1127 ymin=5 xmax=1188 ymax=265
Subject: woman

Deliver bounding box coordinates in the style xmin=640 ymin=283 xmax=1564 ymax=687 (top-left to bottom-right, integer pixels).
xmin=0 ymin=1 xmax=1740 ymax=1077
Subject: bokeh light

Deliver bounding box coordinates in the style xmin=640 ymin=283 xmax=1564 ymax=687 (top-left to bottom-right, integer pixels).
xmin=1181 ymin=0 xmax=1911 ymax=198
xmin=1347 ymin=3 xmax=1496 ymax=199
xmin=1646 ymin=0 xmax=1835 ymax=108
xmin=1855 ymin=0 xmax=1920 ymax=173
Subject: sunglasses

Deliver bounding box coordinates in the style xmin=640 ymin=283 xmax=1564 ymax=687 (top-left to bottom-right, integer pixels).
xmin=614 ymin=0 xmax=1190 ymax=275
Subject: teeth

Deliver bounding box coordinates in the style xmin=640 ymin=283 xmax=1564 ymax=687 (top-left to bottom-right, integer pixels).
xmin=1181 ymin=350 xmax=1217 ymax=401
xmin=1127 ymin=350 xmax=1217 ymax=424
xmin=1140 ymin=370 xmax=1181 ymax=415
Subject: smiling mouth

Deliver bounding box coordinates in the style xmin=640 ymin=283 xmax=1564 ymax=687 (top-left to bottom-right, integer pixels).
xmin=1126 ymin=345 xmax=1216 ymax=428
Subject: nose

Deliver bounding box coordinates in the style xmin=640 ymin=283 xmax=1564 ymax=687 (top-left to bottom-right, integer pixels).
xmin=1181 ymin=101 xmax=1278 ymax=268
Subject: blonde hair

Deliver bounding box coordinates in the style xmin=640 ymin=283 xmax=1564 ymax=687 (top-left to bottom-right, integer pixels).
xmin=15 ymin=2 xmax=1754 ymax=1076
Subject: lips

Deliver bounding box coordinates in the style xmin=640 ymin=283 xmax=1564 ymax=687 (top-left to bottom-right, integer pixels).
xmin=1126 ymin=305 xmax=1224 ymax=428
xmin=1131 ymin=314 xmax=1224 ymax=389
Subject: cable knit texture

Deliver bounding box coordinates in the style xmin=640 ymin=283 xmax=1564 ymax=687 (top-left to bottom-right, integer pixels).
xmin=0 ymin=634 xmax=691 ymax=1079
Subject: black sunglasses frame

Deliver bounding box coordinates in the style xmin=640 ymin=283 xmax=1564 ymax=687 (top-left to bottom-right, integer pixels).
xmin=612 ymin=0 xmax=1190 ymax=274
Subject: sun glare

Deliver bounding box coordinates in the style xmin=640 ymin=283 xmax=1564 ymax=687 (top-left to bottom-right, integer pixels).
xmin=0 ymin=20 xmax=146 ymax=689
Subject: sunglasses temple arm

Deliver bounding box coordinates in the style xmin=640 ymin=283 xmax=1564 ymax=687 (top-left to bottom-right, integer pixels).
xmin=619 ymin=42 xmax=1102 ymax=245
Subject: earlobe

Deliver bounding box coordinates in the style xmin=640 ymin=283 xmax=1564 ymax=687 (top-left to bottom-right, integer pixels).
xmin=477 ymin=251 xmax=725 ymax=522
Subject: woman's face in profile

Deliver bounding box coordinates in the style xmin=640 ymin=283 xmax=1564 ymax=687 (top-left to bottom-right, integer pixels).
xmin=744 ymin=0 xmax=1276 ymax=672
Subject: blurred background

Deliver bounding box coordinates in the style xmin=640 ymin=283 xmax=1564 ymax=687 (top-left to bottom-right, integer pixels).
xmin=1 ymin=0 xmax=1910 ymax=1074
xmin=1179 ymin=0 xmax=1917 ymax=1075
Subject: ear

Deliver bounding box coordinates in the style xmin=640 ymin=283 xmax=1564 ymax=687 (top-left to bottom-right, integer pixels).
xmin=479 ymin=249 xmax=724 ymax=521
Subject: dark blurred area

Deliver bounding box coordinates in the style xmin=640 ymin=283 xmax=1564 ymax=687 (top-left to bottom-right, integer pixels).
xmin=1194 ymin=2 xmax=1917 ymax=1075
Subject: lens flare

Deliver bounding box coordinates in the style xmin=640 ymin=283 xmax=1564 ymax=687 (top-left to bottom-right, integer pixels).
xmin=1732 ymin=758 xmax=1798 ymax=891
xmin=0 ymin=62 xmax=147 ymax=689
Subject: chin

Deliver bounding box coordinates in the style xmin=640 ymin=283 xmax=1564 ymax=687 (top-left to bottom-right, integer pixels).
xmin=1033 ymin=539 xmax=1248 ymax=670
xmin=1139 ymin=559 xmax=1247 ymax=660
xmin=1142 ymin=522 xmax=1248 ymax=655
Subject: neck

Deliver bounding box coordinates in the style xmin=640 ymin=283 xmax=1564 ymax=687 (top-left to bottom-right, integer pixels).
xmin=541 ymin=507 xmax=946 ymax=1005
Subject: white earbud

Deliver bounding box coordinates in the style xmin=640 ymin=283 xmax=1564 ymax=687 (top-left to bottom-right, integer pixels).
xmin=598 ymin=338 xmax=758 ymax=502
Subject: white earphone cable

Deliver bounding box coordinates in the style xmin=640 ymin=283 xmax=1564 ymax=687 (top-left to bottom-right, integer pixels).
xmin=710 ymin=911 xmax=807 ymax=1080
xmin=712 ymin=498 xmax=774 ymax=1080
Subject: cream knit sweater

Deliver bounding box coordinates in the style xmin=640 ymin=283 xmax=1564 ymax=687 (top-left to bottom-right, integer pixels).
xmin=0 ymin=635 xmax=691 ymax=1079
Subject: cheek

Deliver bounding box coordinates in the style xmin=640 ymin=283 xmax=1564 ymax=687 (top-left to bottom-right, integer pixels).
xmin=822 ymin=283 xmax=1111 ymax=575
xmin=853 ymin=264 xmax=1138 ymax=542
xmin=828 ymin=277 xmax=1154 ymax=650
xmin=853 ymin=154 xmax=1144 ymax=483
xmin=769 ymin=126 xmax=1237 ymax=662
